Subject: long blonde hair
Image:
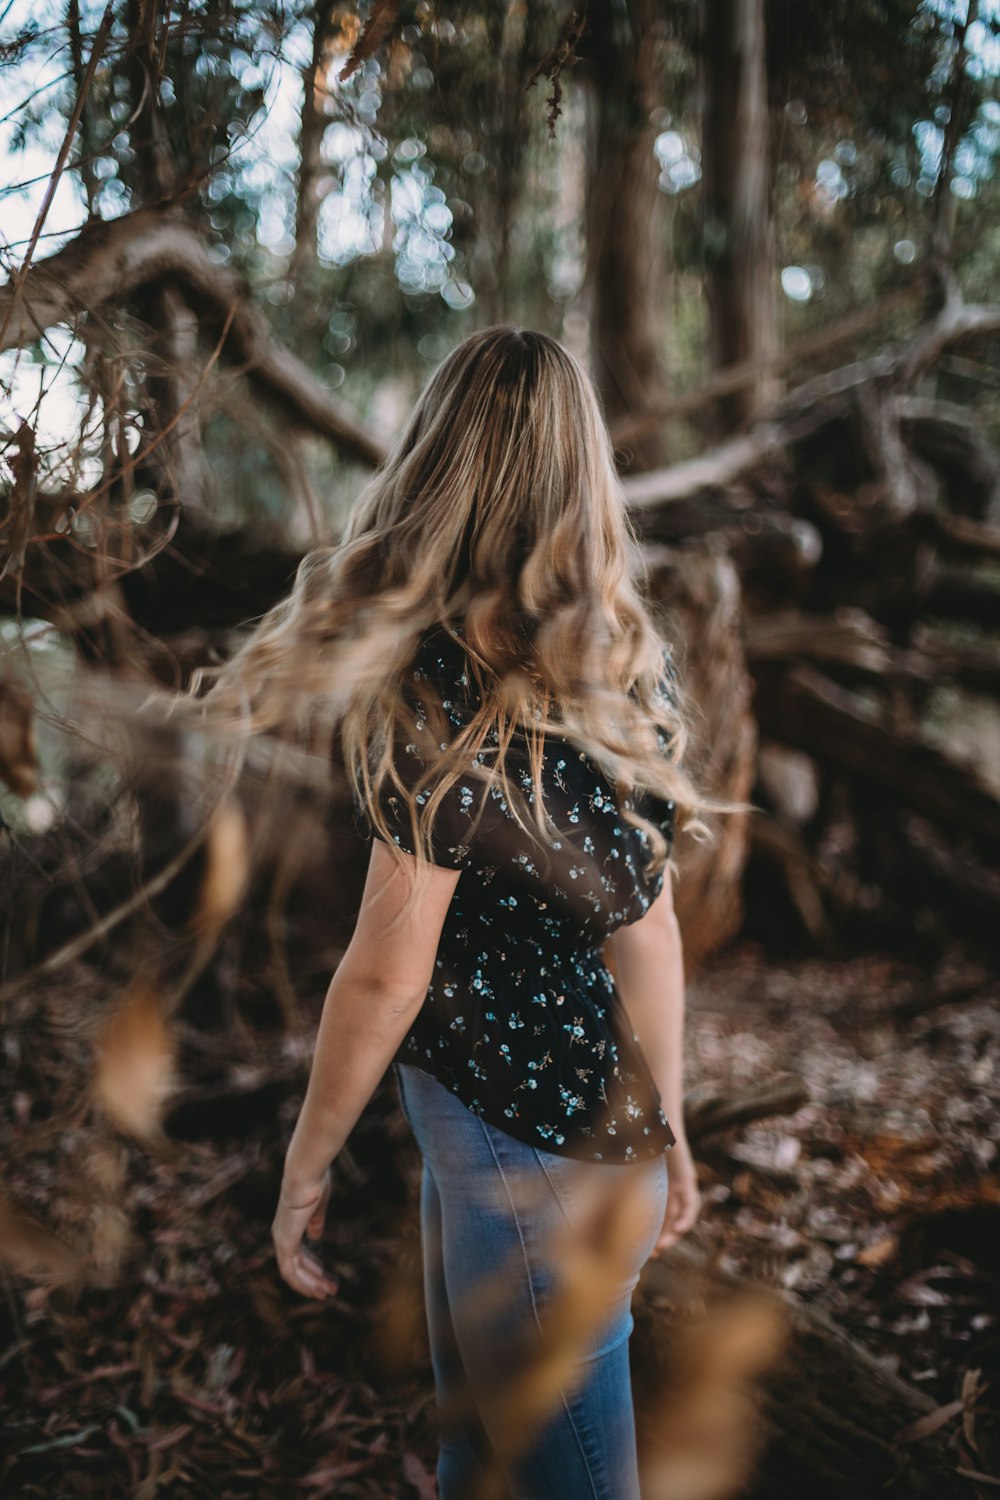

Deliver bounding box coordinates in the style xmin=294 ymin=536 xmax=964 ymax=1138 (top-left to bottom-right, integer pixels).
xmin=195 ymin=326 xmax=728 ymax=896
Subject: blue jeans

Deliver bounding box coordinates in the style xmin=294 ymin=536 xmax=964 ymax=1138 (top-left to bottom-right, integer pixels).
xmin=395 ymin=1061 xmax=669 ymax=1500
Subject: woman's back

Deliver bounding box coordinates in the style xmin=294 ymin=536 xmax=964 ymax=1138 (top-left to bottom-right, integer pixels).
xmin=356 ymin=622 xmax=679 ymax=1162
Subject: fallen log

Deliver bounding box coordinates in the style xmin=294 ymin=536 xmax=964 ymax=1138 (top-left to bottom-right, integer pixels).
xmin=755 ymin=662 xmax=1000 ymax=861
xmin=632 ymin=1241 xmax=972 ymax=1500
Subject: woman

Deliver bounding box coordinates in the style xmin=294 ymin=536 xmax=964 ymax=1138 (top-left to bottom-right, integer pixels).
xmin=217 ymin=327 xmax=724 ymax=1499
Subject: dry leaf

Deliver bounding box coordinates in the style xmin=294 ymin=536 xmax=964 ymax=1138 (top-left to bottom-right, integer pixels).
xmin=194 ymin=797 xmax=249 ymax=937
xmin=0 ymin=1187 xmax=82 ymax=1282
xmin=94 ymin=978 xmax=175 ymax=1142
xmin=857 ymin=1231 xmax=899 ymax=1267
xmin=90 ymin=1205 xmax=131 ymax=1279
xmin=0 ymin=678 xmax=37 ymax=797
xmin=340 ymin=0 xmax=400 ymax=81
xmin=893 ymin=1397 xmax=966 ymax=1445
xmin=640 ymin=1291 xmax=789 ymax=1500
xmin=1 ymin=420 xmax=38 ymax=582
xmin=435 ymin=1168 xmax=662 ymax=1472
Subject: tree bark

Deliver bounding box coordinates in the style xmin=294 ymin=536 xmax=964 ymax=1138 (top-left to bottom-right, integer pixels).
xmin=646 ymin=545 xmax=758 ymax=973
xmin=698 ymin=0 xmax=779 ymax=431
xmin=584 ymin=0 xmax=671 ymax=470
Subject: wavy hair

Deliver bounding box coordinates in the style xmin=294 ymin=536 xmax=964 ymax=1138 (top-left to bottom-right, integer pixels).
xmin=194 ymin=326 xmax=739 ymax=901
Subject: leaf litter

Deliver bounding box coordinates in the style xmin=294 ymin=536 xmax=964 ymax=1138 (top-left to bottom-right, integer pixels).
xmin=0 ymin=934 xmax=997 ymax=1494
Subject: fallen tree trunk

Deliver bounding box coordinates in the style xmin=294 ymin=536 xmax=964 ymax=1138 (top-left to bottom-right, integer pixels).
xmin=754 ymin=661 xmax=1000 ymax=861
xmin=632 ymin=1241 xmax=972 ymax=1500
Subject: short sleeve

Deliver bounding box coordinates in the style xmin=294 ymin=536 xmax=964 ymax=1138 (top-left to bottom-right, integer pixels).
xmin=378 ymin=735 xmax=476 ymax=871
xmin=354 ymin=672 xmax=486 ymax=872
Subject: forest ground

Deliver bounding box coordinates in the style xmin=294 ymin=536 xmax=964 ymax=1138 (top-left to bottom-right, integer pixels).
xmin=1 ymin=936 xmax=997 ymax=1498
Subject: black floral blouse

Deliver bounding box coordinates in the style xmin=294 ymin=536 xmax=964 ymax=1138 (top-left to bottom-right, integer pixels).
xmin=353 ymin=624 xmax=679 ymax=1164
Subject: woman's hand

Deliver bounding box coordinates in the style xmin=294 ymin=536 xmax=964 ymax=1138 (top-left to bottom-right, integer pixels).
xmin=653 ymin=1136 xmax=701 ymax=1252
xmin=271 ymin=1167 xmax=340 ymax=1300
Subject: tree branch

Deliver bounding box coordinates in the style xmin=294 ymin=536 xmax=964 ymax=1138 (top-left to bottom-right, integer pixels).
xmin=621 ymin=300 xmax=1000 ymax=508
xmin=0 ymin=207 xmax=386 ymax=469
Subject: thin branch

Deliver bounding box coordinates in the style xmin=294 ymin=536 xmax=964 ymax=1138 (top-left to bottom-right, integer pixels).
xmin=0 ymin=207 xmax=386 ymax=468
xmin=611 ymin=278 xmax=929 ymax=449
xmin=622 ymin=297 xmax=1000 ymax=507
xmin=930 ymin=0 xmax=979 ymax=267
xmin=0 ymin=2 xmax=115 ymax=351
xmin=0 ymin=751 xmax=242 ymax=1008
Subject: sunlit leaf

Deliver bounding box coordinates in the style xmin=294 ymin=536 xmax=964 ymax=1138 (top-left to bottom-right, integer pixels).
xmin=194 ymin=796 xmax=250 ymax=938
xmin=94 ymin=978 xmax=175 ymax=1143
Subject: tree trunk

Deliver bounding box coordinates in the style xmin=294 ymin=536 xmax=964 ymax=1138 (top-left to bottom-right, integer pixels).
xmin=584 ymin=0 xmax=671 ymax=471
xmin=698 ymin=0 xmax=779 ymax=432
xmin=646 ymin=545 xmax=758 ymax=973
xmin=290 ymin=0 xmax=336 ymax=357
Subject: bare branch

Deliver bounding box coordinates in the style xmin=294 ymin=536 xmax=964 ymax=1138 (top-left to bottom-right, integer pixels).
xmin=0 ymin=208 xmax=386 ymax=469
xmin=621 ymin=300 xmax=1000 ymax=508
xmin=0 ymin=2 xmax=114 ymax=350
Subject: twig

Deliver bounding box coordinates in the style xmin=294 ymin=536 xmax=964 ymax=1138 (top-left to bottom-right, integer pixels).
xmin=0 ymin=2 xmax=114 ymax=351
xmin=612 ymin=279 xmax=929 ymax=448
xmin=0 ymin=738 xmax=245 ymax=1009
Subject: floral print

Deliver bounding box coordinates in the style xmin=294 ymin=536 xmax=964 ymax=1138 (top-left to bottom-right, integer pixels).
xmin=354 ymin=625 xmax=679 ymax=1164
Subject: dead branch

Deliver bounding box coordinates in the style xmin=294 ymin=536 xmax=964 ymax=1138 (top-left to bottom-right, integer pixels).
xmin=756 ymin=662 xmax=1000 ymax=860
xmin=743 ymin=609 xmax=893 ymax=675
xmin=0 ymin=3 xmax=115 ymax=350
xmin=610 ymin=278 xmax=929 ymax=449
xmin=0 ymin=207 xmax=386 ymax=469
xmin=744 ymin=609 xmax=1000 ymax=695
xmin=621 ymin=299 xmax=1000 ymax=510
xmin=623 ymin=427 xmax=786 ymax=508
xmin=684 ymin=1074 xmax=810 ymax=1139
xmin=747 ymin=816 xmax=833 ymax=946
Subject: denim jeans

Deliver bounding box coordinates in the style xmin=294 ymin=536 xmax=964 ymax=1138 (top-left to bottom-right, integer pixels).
xmin=395 ymin=1061 xmax=669 ymax=1500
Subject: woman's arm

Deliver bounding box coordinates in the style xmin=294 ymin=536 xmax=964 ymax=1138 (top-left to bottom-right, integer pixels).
xmin=273 ymin=840 xmax=461 ymax=1298
xmin=604 ymin=873 xmax=702 ymax=1248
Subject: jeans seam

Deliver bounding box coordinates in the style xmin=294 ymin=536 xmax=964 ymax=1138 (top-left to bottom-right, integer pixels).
xmin=531 ymin=1147 xmax=576 ymax=1229
xmin=475 ymin=1116 xmax=607 ymax=1500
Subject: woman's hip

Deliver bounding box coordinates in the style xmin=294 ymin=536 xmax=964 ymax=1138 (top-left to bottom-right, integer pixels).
xmin=395 ymin=1061 xmax=668 ymax=1301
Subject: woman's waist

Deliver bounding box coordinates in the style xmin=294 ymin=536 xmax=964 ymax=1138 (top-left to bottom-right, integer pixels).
xmin=435 ymin=947 xmax=614 ymax=999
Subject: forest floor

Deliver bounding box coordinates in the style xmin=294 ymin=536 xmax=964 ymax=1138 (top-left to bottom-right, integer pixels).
xmin=1 ymin=937 xmax=998 ymax=1498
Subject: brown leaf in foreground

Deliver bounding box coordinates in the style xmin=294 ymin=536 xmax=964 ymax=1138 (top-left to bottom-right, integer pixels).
xmin=639 ymin=1289 xmax=790 ymax=1500
xmin=0 ymin=1187 xmax=82 ymax=1282
xmin=0 ymin=677 xmax=37 ymax=797
xmin=432 ymin=1167 xmax=666 ymax=1496
xmin=93 ymin=977 xmax=175 ymax=1143
xmin=194 ymin=796 xmax=250 ymax=938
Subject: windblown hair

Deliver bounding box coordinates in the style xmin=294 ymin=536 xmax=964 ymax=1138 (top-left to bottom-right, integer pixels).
xmin=195 ymin=326 xmax=735 ymax=898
